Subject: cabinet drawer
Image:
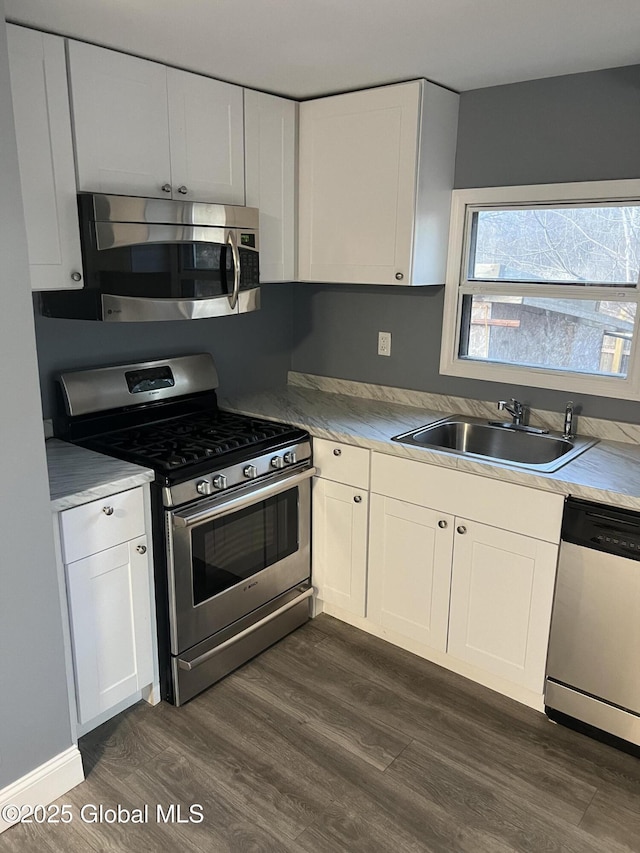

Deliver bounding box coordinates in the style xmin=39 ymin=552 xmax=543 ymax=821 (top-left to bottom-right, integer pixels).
xmin=60 ymin=488 xmax=145 ymax=564
xmin=313 ymin=438 xmax=370 ymax=489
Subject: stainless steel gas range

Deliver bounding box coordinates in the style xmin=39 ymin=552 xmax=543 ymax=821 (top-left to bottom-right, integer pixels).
xmin=54 ymin=353 xmax=314 ymax=705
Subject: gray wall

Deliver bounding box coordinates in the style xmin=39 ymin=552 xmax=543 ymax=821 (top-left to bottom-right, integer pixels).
xmin=454 ymin=65 xmax=640 ymax=188
xmin=291 ymin=64 xmax=640 ymax=421
xmin=35 ymin=282 xmax=293 ymax=418
xmin=0 ymin=11 xmax=73 ymax=789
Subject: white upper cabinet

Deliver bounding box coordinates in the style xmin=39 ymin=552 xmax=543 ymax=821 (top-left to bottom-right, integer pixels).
xmin=244 ymin=90 xmax=296 ymax=281
xmin=67 ymin=41 xmax=245 ymax=204
xmin=7 ymin=25 xmax=83 ymax=291
xmin=298 ymin=79 xmax=459 ymax=285
xmin=167 ymin=67 xmax=244 ymax=204
xmin=67 ymin=42 xmax=172 ymax=199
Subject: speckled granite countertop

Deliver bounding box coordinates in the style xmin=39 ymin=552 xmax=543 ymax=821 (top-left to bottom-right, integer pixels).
xmin=220 ymin=385 xmax=640 ymax=511
xmin=46 ymin=439 xmax=154 ymax=512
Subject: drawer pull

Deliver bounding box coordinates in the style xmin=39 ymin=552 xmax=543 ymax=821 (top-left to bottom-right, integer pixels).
xmin=102 ymin=506 xmax=114 ymax=516
xmin=136 ymin=544 xmax=147 ymax=555
xmin=456 ymin=525 xmax=467 ymax=535
xmin=438 ymin=519 xmax=448 ymax=529
xmin=353 ymin=495 xmax=362 ymax=503
xmin=333 ymin=448 xmax=342 ymax=456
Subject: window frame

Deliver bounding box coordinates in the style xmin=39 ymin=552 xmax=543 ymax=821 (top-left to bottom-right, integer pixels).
xmin=440 ymin=180 xmax=640 ymax=400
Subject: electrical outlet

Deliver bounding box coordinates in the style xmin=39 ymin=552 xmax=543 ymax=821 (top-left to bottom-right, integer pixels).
xmin=378 ymin=331 xmax=391 ymax=357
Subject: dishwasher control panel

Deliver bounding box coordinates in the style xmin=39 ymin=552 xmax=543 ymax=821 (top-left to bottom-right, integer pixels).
xmin=562 ymin=497 xmax=640 ymax=561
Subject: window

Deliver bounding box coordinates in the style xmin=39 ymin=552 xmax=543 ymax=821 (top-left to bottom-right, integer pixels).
xmin=440 ymin=181 xmax=640 ymax=399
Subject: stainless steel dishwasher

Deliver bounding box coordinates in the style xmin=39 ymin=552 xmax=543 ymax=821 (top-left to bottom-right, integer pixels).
xmin=545 ymin=498 xmax=640 ymax=749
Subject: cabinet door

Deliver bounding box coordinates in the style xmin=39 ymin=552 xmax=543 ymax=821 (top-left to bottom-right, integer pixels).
xmin=66 ymin=536 xmax=154 ymax=723
xmin=312 ymin=478 xmax=368 ymax=616
xmin=167 ymin=68 xmax=244 ymax=204
xmin=448 ymin=520 xmax=558 ymax=692
xmin=68 ymin=41 xmax=172 ymax=198
xmin=7 ymin=26 xmax=83 ymax=291
xmin=244 ymin=89 xmax=296 ymax=281
xmin=368 ymin=495 xmax=453 ymax=649
xmin=298 ymin=81 xmax=421 ymax=284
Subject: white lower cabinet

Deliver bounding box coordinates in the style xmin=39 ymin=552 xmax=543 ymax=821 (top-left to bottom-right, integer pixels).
xmin=310 ymin=443 xmax=563 ymax=708
xmin=447 ymin=519 xmax=558 ymax=691
xmin=366 ymin=452 xmax=563 ymax=703
xmin=66 ymin=536 xmax=154 ymax=723
xmin=368 ymin=495 xmax=453 ymax=649
xmin=312 ymin=477 xmax=368 ymax=616
xmin=58 ymin=486 xmax=156 ymax=728
xmin=311 ymin=438 xmax=370 ymax=616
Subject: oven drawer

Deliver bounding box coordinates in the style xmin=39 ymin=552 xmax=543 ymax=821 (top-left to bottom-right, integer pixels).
xmin=313 ymin=438 xmax=370 ymax=489
xmin=60 ymin=487 xmax=145 ymax=563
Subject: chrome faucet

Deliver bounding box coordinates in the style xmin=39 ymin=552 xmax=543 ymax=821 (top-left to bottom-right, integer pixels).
xmin=563 ymin=401 xmax=574 ymax=440
xmin=497 ymin=398 xmax=525 ymax=426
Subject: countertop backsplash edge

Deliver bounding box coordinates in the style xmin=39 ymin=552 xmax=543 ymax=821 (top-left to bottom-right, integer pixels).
xmin=288 ymin=372 xmax=640 ymax=444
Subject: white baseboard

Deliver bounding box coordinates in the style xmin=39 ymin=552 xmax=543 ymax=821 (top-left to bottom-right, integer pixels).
xmin=0 ymin=746 xmax=84 ymax=833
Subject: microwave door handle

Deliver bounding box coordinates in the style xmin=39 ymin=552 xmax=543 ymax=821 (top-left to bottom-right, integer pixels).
xmin=227 ymin=230 xmax=240 ymax=310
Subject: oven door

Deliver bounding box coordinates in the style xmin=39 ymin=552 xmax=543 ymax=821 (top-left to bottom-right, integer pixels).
xmin=167 ymin=466 xmax=314 ymax=655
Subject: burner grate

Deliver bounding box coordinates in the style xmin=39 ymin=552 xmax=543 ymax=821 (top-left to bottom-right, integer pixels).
xmin=85 ymin=409 xmax=301 ymax=472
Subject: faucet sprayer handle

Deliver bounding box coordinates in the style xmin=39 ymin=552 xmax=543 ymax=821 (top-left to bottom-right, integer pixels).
xmin=563 ymin=401 xmax=575 ymax=438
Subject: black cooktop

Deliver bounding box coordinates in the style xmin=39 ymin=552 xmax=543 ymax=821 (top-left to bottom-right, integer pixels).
xmin=80 ymin=409 xmax=307 ymax=476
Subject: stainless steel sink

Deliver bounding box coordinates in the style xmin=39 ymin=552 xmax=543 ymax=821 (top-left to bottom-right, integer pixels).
xmin=392 ymin=415 xmax=599 ymax=472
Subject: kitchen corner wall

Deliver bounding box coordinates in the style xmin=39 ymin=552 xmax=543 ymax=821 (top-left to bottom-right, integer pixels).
xmin=291 ymin=64 xmax=640 ymax=421
xmin=35 ymin=282 xmax=293 ymax=418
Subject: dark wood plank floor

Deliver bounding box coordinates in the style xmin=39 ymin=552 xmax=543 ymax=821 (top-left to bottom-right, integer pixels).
xmin=5 ymin=615 xmax=640 ymax=852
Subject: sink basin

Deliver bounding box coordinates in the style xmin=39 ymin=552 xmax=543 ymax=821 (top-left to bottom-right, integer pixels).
xmin=392 ymin=416 xmax=599 ymax=472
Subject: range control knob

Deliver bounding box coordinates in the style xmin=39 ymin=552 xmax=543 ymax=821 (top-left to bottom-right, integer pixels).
xmin=196 ymin=480 xmax=213 ymax=496
xmin=283 ymin=450 xmax=297 ymax=465
xmin=270 ymin=456 xmax=284 ymax=470
xmin=212 ymin=474 xmax=227 ymax=490
xmin=243 ymin=465 xmax=258 ymax=479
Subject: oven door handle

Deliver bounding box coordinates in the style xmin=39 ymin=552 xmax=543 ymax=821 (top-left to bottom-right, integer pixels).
xmin=172 ymin=466 xmax=317 ymax=528
xmin=177 ymin=586 xmax=314 ymax=671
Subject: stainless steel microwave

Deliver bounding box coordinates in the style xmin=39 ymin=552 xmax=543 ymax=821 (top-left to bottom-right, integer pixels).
xmin=39 ymin=193 xmax=260 ymax=321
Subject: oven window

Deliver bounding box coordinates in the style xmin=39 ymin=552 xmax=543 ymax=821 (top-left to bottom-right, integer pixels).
xmin=191 ymin=488 xmax=298 ymax=605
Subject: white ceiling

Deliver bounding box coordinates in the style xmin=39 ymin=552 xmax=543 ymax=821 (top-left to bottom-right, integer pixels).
xmin=5 ymin=0 xmax=640 ymax=98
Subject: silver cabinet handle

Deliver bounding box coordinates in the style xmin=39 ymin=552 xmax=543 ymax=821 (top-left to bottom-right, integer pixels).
xmin=177 ymin=185 xmax=188 ymax=194
xmin=333 ymin=448 xmax=342 ymax=456
xmin=102 ymin=506 xmax=114 ymax=516
xmin=354 ymin=495 xmax=362 ymax=503
xmin=456 ymin=525 xmax=467 ymax=535
xmin=161 ymin=183 xmax=171 ymax=193
xmin=395 ymin=272 xmax=404 ymax=280
xmin=438 ymin=519 xmax=448 ymax=529
xmin=70 ymin=271 xmax=82 ymax=282
xmin=136 ymin=544 xmax=147 ymax=554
